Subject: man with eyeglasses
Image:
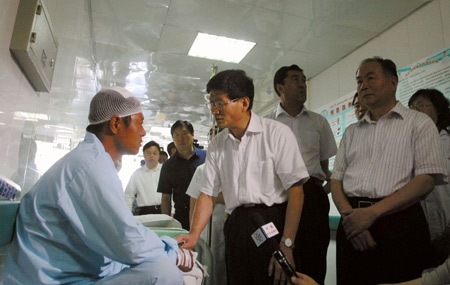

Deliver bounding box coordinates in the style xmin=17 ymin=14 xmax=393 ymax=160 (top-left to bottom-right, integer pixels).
xmin=267 ymin=64 xmax=337 ymax=284
xmin=176 ymin=70 xmax=309 ymax=284
xmin=157 ymin=120 xmax=206 ymax=230
xmin=352 ymin=92 xmax=368 ymax=120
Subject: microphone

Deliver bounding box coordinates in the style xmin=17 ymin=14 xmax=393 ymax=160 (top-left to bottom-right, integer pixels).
xmin=249 ymin=213 xmax=298 ymax=278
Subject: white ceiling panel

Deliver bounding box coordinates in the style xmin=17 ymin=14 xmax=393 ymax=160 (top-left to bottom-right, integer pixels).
xmin=165 ymin=0 xmax=250 ymax=36
xmin=235 ymin=6 xmax=312 ymax=49
xmin=24 ymin=0 xmax=432 ymax=147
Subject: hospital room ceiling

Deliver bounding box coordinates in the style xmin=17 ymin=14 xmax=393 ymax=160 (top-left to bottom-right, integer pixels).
xmin=28 ymin=0 xmax=431 ymax=148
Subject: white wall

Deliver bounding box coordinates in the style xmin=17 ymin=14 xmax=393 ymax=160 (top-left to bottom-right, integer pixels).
xmin=308 ymin=0 xmax=450 ymax=110
xmin=0 ymin=0 xmax=40 ymax=178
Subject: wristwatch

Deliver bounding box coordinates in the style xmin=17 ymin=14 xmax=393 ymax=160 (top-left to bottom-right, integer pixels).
xmin=281 ymin=236 xmax=294 ymax=249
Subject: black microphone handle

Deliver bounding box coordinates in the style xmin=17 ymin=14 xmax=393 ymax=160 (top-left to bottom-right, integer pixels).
xmin=272 ymin=249 xmax=298 ymax=278
xmin=249 ymin=212 xmax=298 ymax=278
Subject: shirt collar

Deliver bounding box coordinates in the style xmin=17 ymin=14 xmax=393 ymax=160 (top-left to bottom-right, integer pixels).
xmin=224 ymin=111 xmax=263 ymax=141
xmin=143 ymin=163 xmax=162 ymax=172
xmin=173 ymin=146 xmax=201 ymax=160
xmin=359 ymin=101 xmax=404 ymax=125
xmin=274 ymin=103 xmax=308 ymax=119
xmin=85 ymin=131 xmax=106 ymax=152
xmin=193 ymin=147 xmax=203 ymax=157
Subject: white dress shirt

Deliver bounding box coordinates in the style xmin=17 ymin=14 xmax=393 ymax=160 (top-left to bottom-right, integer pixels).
xmin=200 ymin=112 xmax=309 ymax=213
xmin=268 ymin=104 xmax=337 ymax=180
xmin=125 ymin=164 xmax=162 ymax=209
xmin=332 ymin=102 xmax=447 ymax=198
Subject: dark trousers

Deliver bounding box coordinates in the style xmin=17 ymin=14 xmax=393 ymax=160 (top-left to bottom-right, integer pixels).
xmin=336 ymin=201 xmax=433 ymax=285
xmin=133 ymin=205 xmax=161 ymax=215
xmin=224 ymin=203 xmax=287 ymax=285
xmin=294 ymin=179 xmax=330 ymax=285
xmin=175 ymin=207 xmax=190 ymax=231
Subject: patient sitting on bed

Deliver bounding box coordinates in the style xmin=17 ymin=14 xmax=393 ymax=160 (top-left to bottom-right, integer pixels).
xmin=1 ymin=87 xmax=192 ymax=284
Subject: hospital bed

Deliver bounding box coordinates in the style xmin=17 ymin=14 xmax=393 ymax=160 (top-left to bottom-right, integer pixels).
xmin=0 ymin=202 xmax=212 ymax=284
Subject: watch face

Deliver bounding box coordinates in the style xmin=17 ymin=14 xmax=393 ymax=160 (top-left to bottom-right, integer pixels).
xmin=284 ymin=238 xmax=292 ymax=247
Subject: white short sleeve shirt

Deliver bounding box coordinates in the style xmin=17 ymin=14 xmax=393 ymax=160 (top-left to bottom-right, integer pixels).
xmin=200 ymin=112 xmax=309 ymax=213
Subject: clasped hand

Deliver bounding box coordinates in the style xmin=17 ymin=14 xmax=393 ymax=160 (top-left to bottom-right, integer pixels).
xmin=341 ymin=207 xmax=377 ymax=239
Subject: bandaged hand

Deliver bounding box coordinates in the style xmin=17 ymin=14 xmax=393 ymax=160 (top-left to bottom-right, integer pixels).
xmin=177 ymin=248 xmax=195 ymax=272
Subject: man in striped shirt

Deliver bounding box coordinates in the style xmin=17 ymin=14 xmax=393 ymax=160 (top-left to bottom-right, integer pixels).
xmin=331 ymin=57 xmax=447 ymax=285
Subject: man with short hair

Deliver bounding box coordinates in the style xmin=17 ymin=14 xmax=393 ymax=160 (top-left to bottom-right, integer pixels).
xmin=159 ymin=150 xmax=169 ymax=164
xmin=167 ymin=141 xmax=177 ymax=157
xmin=158 ymin=120 xmax=206 ymax=230
xmin=177 ymin=70 xmax=309 ymax=284
xmin=1 ymin=87 xmax=185 ymax=284
xmin=125 ymin=140 xmax=162 ymax=215
xmin=270 ymin=64 xmax=337 ymax=284
xmin=331 ymin=57 xmax=447 ymax=284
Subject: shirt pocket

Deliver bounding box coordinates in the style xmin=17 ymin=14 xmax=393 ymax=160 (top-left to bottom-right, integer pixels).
xmin=302 ymin=130 xmax=320 ymax=155
xmin=382 ymin=137 xmax=413 ymax=170
xmin=247 ymin=159 xmax=275 ymax=196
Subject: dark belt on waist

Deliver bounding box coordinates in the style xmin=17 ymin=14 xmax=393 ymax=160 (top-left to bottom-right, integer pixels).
xmin=240 ymin=202 xmax=287 ymax=209
xmin=347 ymin=197 xmax=383 ymax=208
xmin=136 ymin=205 xmax=161 ymax=211
xmin=307 ymin=176 xmax=324 ymax=187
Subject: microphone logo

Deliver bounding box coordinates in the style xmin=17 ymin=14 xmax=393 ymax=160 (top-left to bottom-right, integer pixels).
xmin=251 ymin=222 xmax=279 ymax=247
xmin=262 ymin=222 xmax=279 ymax=238
xmin=251 ymin=228 xmax=267 ymax=247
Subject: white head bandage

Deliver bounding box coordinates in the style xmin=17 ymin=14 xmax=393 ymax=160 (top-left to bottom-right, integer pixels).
xmin=88 ymin=87 xmax=142 ymax=125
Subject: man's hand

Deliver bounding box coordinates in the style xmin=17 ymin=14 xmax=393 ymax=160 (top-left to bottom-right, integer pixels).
xmin=175 ymin=234 xmax=198 ymax=250
xmin=290 ymin=272 xmax=319 ymax=285
xmin=341 ymin=207 xmax=378 ymax=239
xmin=176 ymin=248 xmax=195 ymax=272
xmin=350 ymin=230 xmax=377 ymax=251
xmin=268 ymin=246 xmax=295 ymax=284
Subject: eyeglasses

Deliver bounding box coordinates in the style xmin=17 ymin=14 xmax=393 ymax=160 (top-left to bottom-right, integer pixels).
xmin=409 ymin=103 xmax=434 ymax=111
xmin=207 ymin=98 xmax=239 ymax=110
xmin=354 ymin=103 xmax=362 ymax=109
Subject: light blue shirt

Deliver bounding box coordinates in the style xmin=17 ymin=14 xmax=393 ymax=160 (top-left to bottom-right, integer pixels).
xmin=1 ymin=132 xmax=178 ymax=284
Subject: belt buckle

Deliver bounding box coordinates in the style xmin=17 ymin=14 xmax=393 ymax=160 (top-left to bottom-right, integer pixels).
xmin=243 ymin=203 xmax=256 ymax=208
xmin=357 ymin=201 xmax=373 ymax=208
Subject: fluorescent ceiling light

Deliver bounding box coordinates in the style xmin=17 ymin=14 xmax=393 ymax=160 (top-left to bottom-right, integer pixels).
xmin=14 ymin=111 xmax=49 ymax=121
xmin=188 ymin=33 xmax=255 ymax=63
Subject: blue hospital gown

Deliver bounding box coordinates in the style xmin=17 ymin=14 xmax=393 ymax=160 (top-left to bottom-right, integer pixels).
xmin=1 ymin=132 xmax=182 ymax=284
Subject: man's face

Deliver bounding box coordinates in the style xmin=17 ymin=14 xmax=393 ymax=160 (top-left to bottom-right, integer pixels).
xmin=209 ymin=90 xmax=245 ymax=129
xmin=159 ymin=153 xmax=168 ymax=164
xmin=144 ymin=146 xmax=160 ymax=168
xmin=356 ymin=61 xmax=397 ymax=110
xmin=116 ymin=113 xmax=146 ymax=155
xmin=172 ymin=125 xmax=194 ymax=153
xmin=277 ymin=70 xmax=307 ymax=107
xmin=353 ymin=95 xmax=368 ymax=120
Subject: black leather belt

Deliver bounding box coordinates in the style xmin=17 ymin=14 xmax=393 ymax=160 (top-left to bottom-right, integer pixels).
xmin=136 ymin=205 xmax=161 ymax=211
xmin=308 ymin=176 xmax=324 ymax=186
xmin=347 ymin=197 xmax=383 ymax=208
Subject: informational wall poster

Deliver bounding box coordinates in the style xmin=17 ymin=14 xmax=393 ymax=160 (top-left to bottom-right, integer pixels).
xmin=314 ymin=91 xmax=357 ymax=170
xmin=397 ymin=47 xmax=450 ymax=105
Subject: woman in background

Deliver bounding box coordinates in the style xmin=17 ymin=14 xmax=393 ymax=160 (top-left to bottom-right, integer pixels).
xmin=408 ymin=89 xmax=450 ymax=252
